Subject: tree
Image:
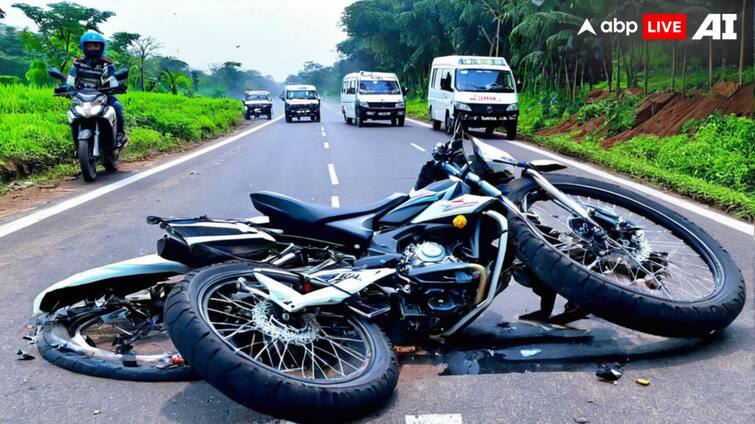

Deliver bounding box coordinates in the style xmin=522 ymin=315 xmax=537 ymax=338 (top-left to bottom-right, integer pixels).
xmin=128 ymin=35 xmax=161 ymax=91
xmin=12 ymin=2 xmax=114 ymax=71
xmin=158 ymin=69 xmax=191 ymax=94
xmin=25 ymin=59 xmax=50 ymax=85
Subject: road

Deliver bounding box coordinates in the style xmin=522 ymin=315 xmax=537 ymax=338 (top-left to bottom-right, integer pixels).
xmin=0 ymin=100 xmax=752 ymax=424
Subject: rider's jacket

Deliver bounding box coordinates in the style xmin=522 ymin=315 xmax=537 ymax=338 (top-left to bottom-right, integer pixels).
xmin=67 ymin=57 xmax=117 ymax=90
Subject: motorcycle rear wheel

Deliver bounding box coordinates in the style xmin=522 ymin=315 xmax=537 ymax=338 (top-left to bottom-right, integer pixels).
xmin=505 ymin=174 xmax=745 ymax=337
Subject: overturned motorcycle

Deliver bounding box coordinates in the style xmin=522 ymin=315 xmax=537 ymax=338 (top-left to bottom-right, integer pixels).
xmin=33 ymin=132 xmax=745 ymax=421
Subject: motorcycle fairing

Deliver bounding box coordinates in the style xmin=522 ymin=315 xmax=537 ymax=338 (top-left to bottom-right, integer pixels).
xmin=33 ymin=254 xmax=190 ymax=314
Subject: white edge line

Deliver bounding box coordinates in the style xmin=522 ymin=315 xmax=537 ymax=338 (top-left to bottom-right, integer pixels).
xmin=321 ymin=131 xmax=327 ymax=137
xmin=327 ymin=163 xmax=339 ymax=185
xmin=405 ymin=117 xmax=753 ymax=236
xmin=330 ymin=196 xmax=340 ymax=208
xmin=410 ymin=142 xmax=427 ymax=152
xmin=0 ymin=117 xmax=284 ymax=240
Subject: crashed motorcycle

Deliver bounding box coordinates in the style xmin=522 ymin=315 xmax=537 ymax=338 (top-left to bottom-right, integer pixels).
xmin=33 ymin=130 xmax=744 ymax=420
xmin=47 ymin=66 xmax=128 ymax=182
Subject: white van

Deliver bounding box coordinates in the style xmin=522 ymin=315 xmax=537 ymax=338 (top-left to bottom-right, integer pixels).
xmin=427 ymin=56 xmax=519 ymax=139
xmin=280 ymin=84 xmax=320 ymax=123
xmin=243 ymin=90 xmax=272 ymax=120
xmin=340 ymin=71 xmax=406 ymax=127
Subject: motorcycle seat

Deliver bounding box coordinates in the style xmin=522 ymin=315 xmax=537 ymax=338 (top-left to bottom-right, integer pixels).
xmin=250 ymin=191 xmax=408 ymax=249
xmin=251 ymin=191 xmax=407 ymax=225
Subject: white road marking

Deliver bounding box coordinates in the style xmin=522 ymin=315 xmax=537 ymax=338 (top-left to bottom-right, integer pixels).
xmin=323 ymin=142 xmax=330 ymax=149
xmin=405 ymin=117 xmax=753 ymax=235
xmin=330 ymin=196 xmax=340 ymax=208
xmin=0 ymin=117 xmax=283 ymax=240
xmin=410 ymin=143 xmax=426 ymax=152
xmin=328 ymin=163 xmax=339 ymax=185
xmin=320 ymin=125 xmax=325 ymax=131
xmin=321 ymin=131 xmax=327 ymax=137
xmin=405 ymin=414 xmax=462 ymax=424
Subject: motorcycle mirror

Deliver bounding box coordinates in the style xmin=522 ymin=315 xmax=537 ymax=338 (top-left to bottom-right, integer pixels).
xmin=114 ymin=67 xmax=129 ymax=80
xmin=47 ymin=67 xmax=66 ymax=82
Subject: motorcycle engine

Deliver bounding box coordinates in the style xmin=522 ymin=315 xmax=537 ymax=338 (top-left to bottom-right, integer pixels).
xmin=404 ymin=241 xmax=454 ymax=266
xmin=400 ymin=241 xmax=483 ymax=333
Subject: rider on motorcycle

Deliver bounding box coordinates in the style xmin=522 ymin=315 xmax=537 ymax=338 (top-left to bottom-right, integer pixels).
xmin=66 ymin=31 xmax=127 ymax=147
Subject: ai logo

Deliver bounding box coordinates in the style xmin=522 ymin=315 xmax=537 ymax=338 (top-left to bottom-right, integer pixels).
xmin=692 ymin=14 xmax=738 ymax=40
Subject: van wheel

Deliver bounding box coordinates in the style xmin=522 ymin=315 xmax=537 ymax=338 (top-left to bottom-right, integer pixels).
xmin=445 ymin=113 xmax=454 ymax=135
xmin=356 ymin=112 xmax=363 ymax=127
xmin=391 ymin=118 xmax=397 ymax=126
xmin=506 ymin=122 xmax=517 ymax=140
xmin=398 ymin=117 xmax=405 ymax=127
xmin=485 ymin=126 xmax=495 ymax=135
xmin=432 ymin=119 xmax=441 ymax=130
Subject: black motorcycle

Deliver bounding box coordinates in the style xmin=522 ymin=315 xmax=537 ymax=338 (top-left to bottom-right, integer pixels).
xmin=34 ymin=129 xmax=745 ymax=421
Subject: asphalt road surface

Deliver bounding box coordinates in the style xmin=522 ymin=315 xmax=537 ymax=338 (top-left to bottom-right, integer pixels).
xmin=0 ymin=100 xmax=752 ymax=424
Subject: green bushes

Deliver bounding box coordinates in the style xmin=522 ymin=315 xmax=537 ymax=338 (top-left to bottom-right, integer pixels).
xmin=0 ymin=84 xmax=242 ymax=182
xmin=576 ymin=95 xmax=640 ymax=135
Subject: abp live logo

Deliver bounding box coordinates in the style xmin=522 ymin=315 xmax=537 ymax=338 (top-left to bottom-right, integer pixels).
xmin=579 ymin=14 xmax=737 ymax=40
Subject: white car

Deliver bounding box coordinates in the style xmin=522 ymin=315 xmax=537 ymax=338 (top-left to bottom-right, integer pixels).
xmin=244 ymin=90 xmax=272 ymax=120
xmin=280 ymin=85 xmax=320 ymax=123
xmin=341 ymin=71 xmax=406 ymax=127
xmin=427 ymin=56 xmax=519 ymax=139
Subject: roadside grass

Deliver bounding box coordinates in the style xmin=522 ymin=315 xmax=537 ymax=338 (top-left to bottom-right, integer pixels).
xmin=0 ymin=84 xmax=243 ymax=189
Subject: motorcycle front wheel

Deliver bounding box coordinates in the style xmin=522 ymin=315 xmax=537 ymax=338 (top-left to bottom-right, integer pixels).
xmin=505 ymin=174 xmax=745 ymax=338
xmin=78 ymin=139 xmax=97 ymax=182
xmin=164 ymin=263 xmax=399 ymax=422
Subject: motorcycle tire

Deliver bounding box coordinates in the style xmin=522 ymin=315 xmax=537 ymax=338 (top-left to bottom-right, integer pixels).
xmin=504 ymin=174 xmax=745 ymax=338
xmin=36 ymin=304 xmax=198 ymax=382
xmin=78 ymin=139 xmax=97 ymax=182
xmin=165 ymin=263 xmax=399 ymax=422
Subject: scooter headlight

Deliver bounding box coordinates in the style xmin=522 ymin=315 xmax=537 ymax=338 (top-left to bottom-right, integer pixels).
xmin=74 ymin=105 xmax=86 ymax=116
xmin=90 ymin=104 xmax=103 ymax=116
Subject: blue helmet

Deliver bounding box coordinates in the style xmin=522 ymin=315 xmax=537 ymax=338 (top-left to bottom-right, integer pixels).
xmin=79 ymin=31 xmax=107 ymax=59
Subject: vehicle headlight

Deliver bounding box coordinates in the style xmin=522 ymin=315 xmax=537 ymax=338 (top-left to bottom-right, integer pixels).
xmin=396 ymin=100 xmax=405 ymax=108
xmin=507 ymin=103 xmax=519 ymax=112
xmin=454 ymin=102 xmax=472 ymax=112
xmin=74 ymin=105 xmax=85 ymax=116
xmin=358 ymin=100 xmax=369 ymax=107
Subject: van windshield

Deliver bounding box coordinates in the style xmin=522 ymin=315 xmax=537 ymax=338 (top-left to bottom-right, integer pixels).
xmin=245 ymin=94 xmax=269 ymax=101
xmin=287 ymin=90 xmax=318 ymax=99
xmin=455 ymin=69 xmax=515 ymax=93
xmin=359 ymin=80 xmax=400 ymax=95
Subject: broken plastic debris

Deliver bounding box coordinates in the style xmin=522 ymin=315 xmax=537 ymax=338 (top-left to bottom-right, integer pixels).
xmin=16 ymin=349 xmax=35 ymax=360
xmin=635 ymin=378 xmax=651 ymax=386
xmin=574 ymin=418 xmax=589 ymax=424
xmin=595 ymin=363 xmax=623 ymax=382
xmin=520 ymin=348 xmax=541 ymax=358
xmin=92 ymin=410 xmax=101 ymax=416
xmin=170 ymin=354 xmax=185 ymax=366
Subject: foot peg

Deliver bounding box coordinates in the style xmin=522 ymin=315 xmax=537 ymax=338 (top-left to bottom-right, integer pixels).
xmin=514 ymin=263 xmax=589 ymax=325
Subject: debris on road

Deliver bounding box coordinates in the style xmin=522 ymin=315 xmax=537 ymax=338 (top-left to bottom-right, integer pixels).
xmin=92 ymin=410 xmax=101 ymax=416
xmin=635 ymin=378 xmax=651 ymax=386
xmin=16 ymin=349 xmax=35 ymax=360
xmin=520 ymin=348 xmax=541 ymax=358
xmin=595 ymin=363 xmax=623 ymax=382
xmin=574 ymin=418 xmax=589 ymax=424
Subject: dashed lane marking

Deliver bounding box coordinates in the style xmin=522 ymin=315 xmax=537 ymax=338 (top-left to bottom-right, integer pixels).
xmin=328 ymin=163 xmax=339 ymax=185
xmin=330 ymin=196 xmax=340 ymax=208
xmin=410 ymin=143 xmax=426 ymax=152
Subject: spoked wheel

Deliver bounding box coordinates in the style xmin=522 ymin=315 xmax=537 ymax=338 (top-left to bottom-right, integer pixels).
xmin=36 ymin=289 xmax=197 ymax=381
xmin=505 ymin=174 xmax=745 ymax=337
xmin=164 ymin=263 xmax=398 ymax=422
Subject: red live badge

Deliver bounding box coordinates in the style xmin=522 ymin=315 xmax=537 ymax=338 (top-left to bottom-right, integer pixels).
xmin=643 ymin=14 xmax=687 ymax=40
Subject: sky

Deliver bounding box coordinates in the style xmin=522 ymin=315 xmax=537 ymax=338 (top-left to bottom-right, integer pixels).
xmin=2 ymin=0 xmax=354 ymax=81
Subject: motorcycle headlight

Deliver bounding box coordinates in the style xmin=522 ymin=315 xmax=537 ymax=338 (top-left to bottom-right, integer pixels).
xmin=507 ymin=103 xmax=519 ymax=112
xmin=74 ymin=105 xmax=85 ymax=116
xmin=396 ymin=100 xmax=405 ymax=108
xmin=90 ymin=104 xmax=103 ymax=116
xmin=454 ymin=102 xmax=472 ymax=112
